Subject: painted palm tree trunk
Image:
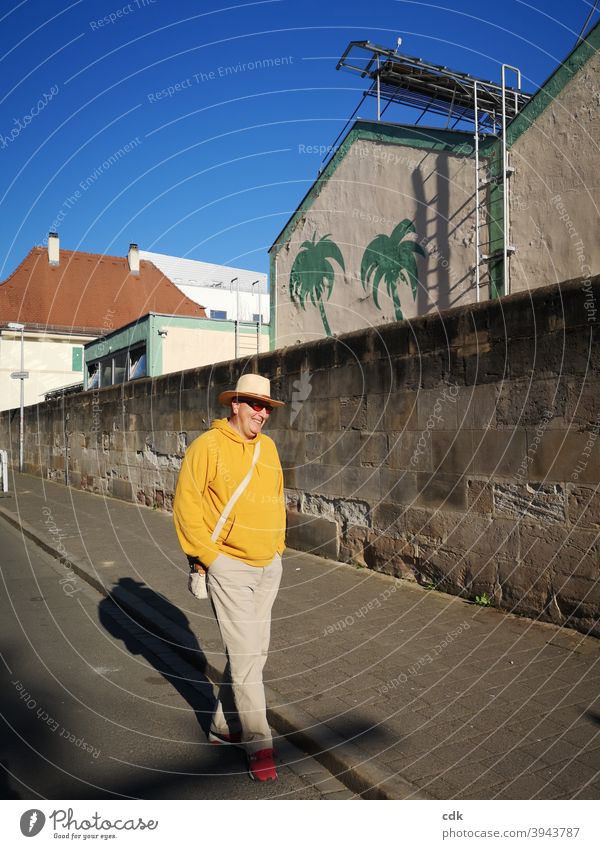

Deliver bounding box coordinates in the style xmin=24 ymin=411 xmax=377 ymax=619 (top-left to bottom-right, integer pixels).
xmin=317 ymin=299 xmax=332 ymax=336
xmin=289 ymin=233 xmax=345 ymax=337
xmin=360 ymin=219 xmax=425 ymax=321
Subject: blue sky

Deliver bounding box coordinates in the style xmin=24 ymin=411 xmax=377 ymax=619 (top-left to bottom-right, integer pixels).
xmin=1 ymin=0 xmax=598 ymax=279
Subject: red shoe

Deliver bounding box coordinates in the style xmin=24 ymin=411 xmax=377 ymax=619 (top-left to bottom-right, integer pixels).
xmin=208 ymin=729 xmax=243 ymax=747
xmin=248 ymin=748 xmax=278 ymax=782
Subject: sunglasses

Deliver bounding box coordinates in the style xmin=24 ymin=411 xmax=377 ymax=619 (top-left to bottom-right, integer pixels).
xmin=237 ymin=397 xmax=273 ymax=414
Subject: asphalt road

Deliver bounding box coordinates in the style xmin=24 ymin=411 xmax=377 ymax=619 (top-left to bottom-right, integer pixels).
xmin=0 ymin=519 xmax=336 ymax=800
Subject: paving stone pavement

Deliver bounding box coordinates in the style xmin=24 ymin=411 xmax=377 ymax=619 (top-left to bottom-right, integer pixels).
xmin=1 ymin=472 xmax=599 ymax=799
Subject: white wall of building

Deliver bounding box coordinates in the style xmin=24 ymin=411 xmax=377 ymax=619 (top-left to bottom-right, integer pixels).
xmin=162 ymin=324 xmax=269 ymax=374
xmin=140 ymin=251 xmax=269 ymax=323
xmin=0 ymin=331 xmax=92 ymax=412
xmin=176 ymin=285 xmax=268 ymax=323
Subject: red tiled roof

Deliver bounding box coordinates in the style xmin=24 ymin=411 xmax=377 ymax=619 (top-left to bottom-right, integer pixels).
xmin=0 ymin=247 xmax=206 ymax=331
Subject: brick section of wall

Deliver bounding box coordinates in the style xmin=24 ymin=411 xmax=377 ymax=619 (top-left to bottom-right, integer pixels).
xmin=1 ymin=276 xmax=599 ymax=636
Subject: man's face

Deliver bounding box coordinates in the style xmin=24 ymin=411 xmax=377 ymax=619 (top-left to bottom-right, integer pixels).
xmin=229 ymin=397 xmax=272 ymax=440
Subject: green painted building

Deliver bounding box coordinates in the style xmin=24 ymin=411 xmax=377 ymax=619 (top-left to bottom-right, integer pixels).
xmin=84 ymin=312 xmax=269 ymax=390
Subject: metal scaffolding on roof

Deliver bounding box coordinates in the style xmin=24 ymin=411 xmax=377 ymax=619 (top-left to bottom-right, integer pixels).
xmin=336 ymin=40 xmax=533 ymax=299
xmin=337 ymin=40 xmax=531 ymax=131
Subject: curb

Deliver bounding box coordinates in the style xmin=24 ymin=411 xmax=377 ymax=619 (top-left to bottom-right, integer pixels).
xmin=0 ymin=503 xmax=431 ymax=800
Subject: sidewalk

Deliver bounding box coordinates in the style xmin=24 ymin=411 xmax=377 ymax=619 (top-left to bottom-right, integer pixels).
xmin=1 ymin=472 xmax=599 ymax=800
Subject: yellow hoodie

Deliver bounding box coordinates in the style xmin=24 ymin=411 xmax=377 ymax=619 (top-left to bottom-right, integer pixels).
xmin=173 ymin=418 xmax=286 ymax=567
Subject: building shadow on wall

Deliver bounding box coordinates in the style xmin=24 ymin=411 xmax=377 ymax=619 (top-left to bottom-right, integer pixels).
xmin=412 ymin=150 xmax=448 ymax=314
xmin=99 ymin=577 xmax=215 ymax=736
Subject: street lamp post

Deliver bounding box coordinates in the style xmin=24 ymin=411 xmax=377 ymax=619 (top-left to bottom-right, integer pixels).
xmin=252 ymin=280 xmax=261 ymax=353
xmin=230 ymin=277 xmax=239 ymax=358
xmin=8 ymin=322 xmax=26 ymax=472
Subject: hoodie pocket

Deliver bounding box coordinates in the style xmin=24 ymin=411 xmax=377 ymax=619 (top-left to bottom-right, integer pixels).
xmin=219 ymin=515 xmax=235 ymax=544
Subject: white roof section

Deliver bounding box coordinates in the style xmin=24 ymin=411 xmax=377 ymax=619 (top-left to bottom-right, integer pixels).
xmin=140 ymin=250 xmax=267 ymax=294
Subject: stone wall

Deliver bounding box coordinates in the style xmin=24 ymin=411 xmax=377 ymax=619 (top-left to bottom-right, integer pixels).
xmin=1 ymin=274 xmax=599 ymax=636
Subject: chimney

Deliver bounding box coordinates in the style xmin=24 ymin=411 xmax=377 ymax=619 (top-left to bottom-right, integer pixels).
xmin=48 ymin=232 xmax=59 ymax=265
xmin=128 ymin=243 xmax=140 ymax=275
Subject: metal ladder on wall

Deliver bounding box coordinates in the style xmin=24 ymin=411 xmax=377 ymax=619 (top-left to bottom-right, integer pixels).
xmin=473 ymin=65 xmax=524 ymax=300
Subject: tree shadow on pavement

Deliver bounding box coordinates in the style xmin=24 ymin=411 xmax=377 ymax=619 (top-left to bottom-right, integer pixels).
xmin=0 ymin=643 xmax=89 ymax=799
xmin=0 ymin=759 xmax=22 ymax=798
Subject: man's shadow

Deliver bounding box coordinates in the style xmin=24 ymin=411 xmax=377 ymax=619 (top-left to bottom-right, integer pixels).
xmin=98 ymin=577 xmax=216 ymax=736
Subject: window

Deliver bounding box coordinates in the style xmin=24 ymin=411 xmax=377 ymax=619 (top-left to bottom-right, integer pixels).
xmin=87 ymin=364 xmax=100 ymax=390
xmin=86 ymin=344 xmax=147 ymax=389
xmin=72 ymin=347 xmax=83 ymax=372
xmin=101 ymin=360 xmax=113 ymax=388
xmin=210 ymin=309 xmax=227 ymax=320
xmin=113 ymin=351 xmax=127 ymax=384
xmin=129 ymin=348 xmax=147 ymax=379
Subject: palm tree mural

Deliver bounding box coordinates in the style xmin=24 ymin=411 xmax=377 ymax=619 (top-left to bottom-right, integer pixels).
xmin=360 ymin=219 xmax=425 ymax=321
xmin=289 ymin=232 xmax=345 ymax=337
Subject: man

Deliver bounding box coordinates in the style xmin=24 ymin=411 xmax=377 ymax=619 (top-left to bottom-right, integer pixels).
xmin=173 ymin=373 xmax=286 ymax=782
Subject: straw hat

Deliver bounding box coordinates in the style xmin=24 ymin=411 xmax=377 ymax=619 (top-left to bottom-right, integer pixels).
xmin=218 ymin=373 xmax=285 ymax=407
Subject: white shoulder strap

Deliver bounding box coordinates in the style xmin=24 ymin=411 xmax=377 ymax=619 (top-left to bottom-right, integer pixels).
xmin=210 ymin=441 xmax=261 ymax=543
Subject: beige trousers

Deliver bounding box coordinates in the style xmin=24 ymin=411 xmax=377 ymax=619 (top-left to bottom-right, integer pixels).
xmin=207 ymin=552 xmax=282 ymax=753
